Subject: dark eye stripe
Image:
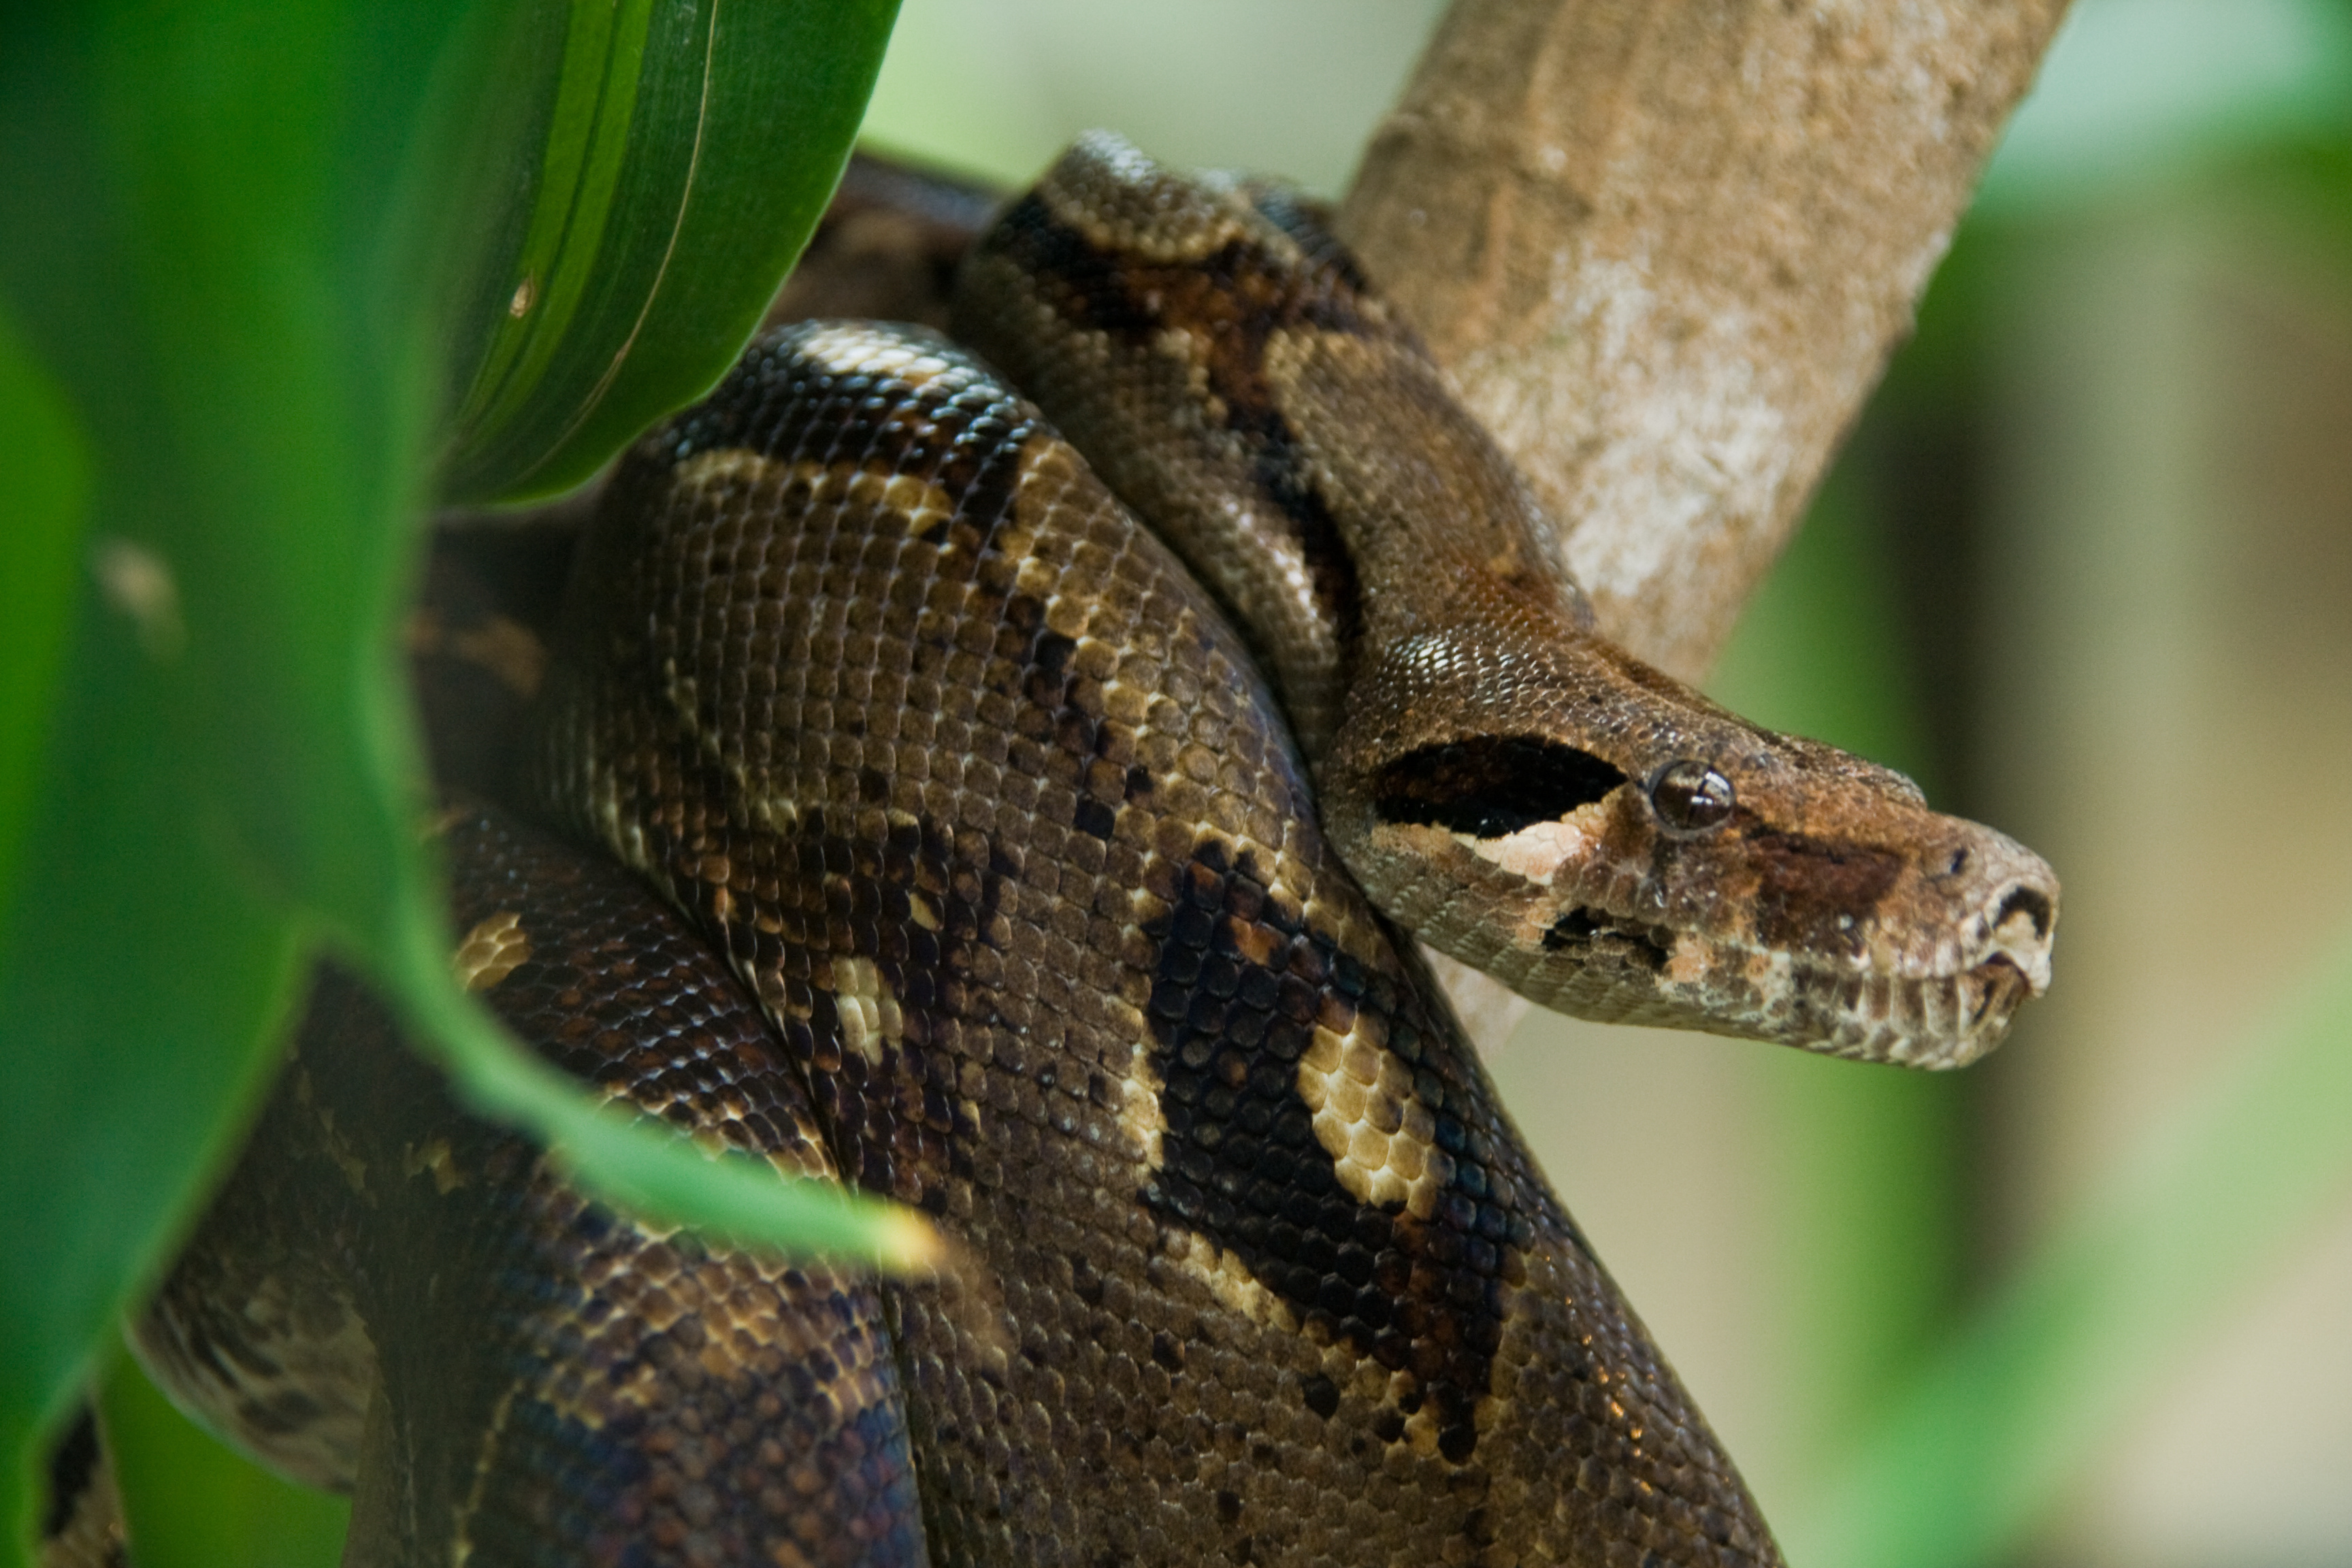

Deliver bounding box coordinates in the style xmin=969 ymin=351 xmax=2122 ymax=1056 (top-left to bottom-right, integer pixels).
xmin=1371 ymin=736 xmax=1627 ymax=838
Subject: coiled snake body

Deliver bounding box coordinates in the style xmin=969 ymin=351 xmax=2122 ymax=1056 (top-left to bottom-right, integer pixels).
xmin=114 ymin=136 xmax=2056 ymax=1567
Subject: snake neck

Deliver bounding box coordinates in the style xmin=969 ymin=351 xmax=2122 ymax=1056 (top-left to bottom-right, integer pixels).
xmin=954 ymin=131 xmax=2057 ymax=1066
xmin=952 ymin=131 xmax=1592 ymax=760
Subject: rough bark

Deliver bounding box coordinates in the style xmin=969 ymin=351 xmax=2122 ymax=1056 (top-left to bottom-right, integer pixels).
xmin=1339 ymin=0 xmax=2071 ymax=683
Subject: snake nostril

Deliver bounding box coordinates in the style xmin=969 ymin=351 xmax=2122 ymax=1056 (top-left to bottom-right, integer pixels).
xmin=1993 ymin=885 xmax=2053 ymax=940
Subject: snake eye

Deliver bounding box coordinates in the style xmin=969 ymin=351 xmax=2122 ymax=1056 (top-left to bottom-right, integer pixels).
xmin=1649 ymin=760 xmax=1735 ymax=836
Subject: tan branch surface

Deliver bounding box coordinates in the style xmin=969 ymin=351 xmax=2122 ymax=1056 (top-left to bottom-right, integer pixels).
xmin=1339 ymin=0 xmax=2071 ymax=683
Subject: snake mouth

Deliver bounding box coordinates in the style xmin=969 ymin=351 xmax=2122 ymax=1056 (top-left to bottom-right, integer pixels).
xmin=1539 ymin=905 xmax=1673 ymax=972
xmin=1496 ymin=844 xmax=2055 ymax=1064
xmin=1771 ymin=949 xmax=2034 ymax=1068
xmin=1946 ymin=953 xmax=2038 ymax=1064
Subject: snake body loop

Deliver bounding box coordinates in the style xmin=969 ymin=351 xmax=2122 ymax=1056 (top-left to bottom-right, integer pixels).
xmin=108 ymin=137 xmax=2060 ymax=1568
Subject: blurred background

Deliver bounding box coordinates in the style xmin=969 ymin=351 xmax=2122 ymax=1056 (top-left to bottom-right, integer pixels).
xmin=102 ymin=2 xmax=2352 ymax=1563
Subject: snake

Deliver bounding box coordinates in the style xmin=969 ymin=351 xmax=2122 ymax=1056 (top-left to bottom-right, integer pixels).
xmin=72 ymin=133 xmax=2058 ymax=1567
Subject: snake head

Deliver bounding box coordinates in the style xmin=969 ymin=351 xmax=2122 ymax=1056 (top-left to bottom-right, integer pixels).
xmin=1321 ymin=625 xmax=2059 ymax=1068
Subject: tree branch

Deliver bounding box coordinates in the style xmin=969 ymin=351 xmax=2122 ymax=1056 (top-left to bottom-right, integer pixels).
xmin=1339 ymin=0 xmax=2071 ymax=682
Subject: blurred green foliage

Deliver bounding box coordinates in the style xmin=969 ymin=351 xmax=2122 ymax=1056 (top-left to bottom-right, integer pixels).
xmin=1703 ymin=479 xmax=1970 ymax=1498
xmin=1713 ymin=18 xmax=2352 ymax=1549
xmin=1779 ymin=135 xmax=2352 ymax=1567
xmin=0 ymin=2 xmax=902 ymax=1563
xmin=1791 ymin=919 xmax=2352 ymax=1568
xmin=0 ymin=311 xmax=86 ymax=919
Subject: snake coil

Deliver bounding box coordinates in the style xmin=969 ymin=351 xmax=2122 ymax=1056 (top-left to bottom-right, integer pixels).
xmin=97 ymin=135 xmax=2057 ymax=1568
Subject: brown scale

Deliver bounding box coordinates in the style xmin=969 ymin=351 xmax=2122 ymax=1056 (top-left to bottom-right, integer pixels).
xmin=132 ymin=808 xmax=921 ymax=1568
xmin=529 ymin=321 xmax=1779 ymax=1565
xmin=952 ymin=151 xmax=1576 ymax=762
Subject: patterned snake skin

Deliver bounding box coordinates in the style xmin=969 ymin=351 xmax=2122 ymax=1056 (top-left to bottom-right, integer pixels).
xmin=953 ymin=136 xmax=2056 ymax=1069
xmin=99 ymin=137 xmax=2059 ymax=1567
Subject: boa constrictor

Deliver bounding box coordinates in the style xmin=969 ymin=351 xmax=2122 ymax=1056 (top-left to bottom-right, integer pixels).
xmin=95 ymin=134 xmax=2057 ymax=1568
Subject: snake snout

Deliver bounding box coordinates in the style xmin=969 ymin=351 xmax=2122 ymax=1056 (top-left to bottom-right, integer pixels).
xmin=1979 ymin=879 xmax=2057 ymax=995
xmin=1913 ymin=819 xmax=2058 ymax=997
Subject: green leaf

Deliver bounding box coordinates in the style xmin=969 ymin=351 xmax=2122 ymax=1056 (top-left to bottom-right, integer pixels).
xmin=0 ymin=306 xmax=88 ymax=921
xmin=0 ymin=5 xmax=446 ymax=1551
xmin=0 ymin=294 xmax=91 ymax=1568
xmin=438 ymin=0 xmax=903 ymax=502
xmin=0 ymin=3 xmax=912 ymax=1561
xmin=0 ymin=596 xmax=310 ymax=1564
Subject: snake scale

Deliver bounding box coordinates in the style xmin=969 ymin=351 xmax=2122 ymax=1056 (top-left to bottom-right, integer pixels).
xmin=73 ymin=135 xmax=2059 ymax=1567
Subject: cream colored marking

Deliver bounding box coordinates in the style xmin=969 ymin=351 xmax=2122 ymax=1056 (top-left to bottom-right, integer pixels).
xmin=403 ymin=1137 xmax=466 ymax=1195
xmin=1400 ymin=1396 xmax=1455 ymax=1458
xmin=796 ymin=322 xmax=960 ymax=388
xmin=1458 ymin=803 xmax=1606 ymax=883
xmin=449 ymin=1379 xmax=521 ymax=1568
xmin=91 ymin=536 xmax=184 ymax=659
xmin=673 ymin=445 xmax=785 ymax=492
xmin=1156 ymin=325 xmax=1216 ymax=406
xmin=853 ymin=468 xmax=961 ymax=543
xmin=828 ymin=956 xmax=904 ymax=1065
xmin=507 ymin=274 xmax=534 ymax=318
xmin=1296 ymin=1019 xmax=1446 ymax=1220
xmin=452 ymin=910 xmax=530 ymax=993
xmin=1167 ymin=1228 xmax=1296 ymax=1334
xmin=1116 ymin=1031 xmax=1169 ymax=1171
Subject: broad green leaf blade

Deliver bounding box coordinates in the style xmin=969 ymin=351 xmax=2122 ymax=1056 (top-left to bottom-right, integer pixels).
xmin=0 ymin=597 xmax=308 ymax=1567
xmin=0 ymin=307 xmax=88 ymax=913
xmin=439 ymin=0 xmax=904 ymax=502
xmin=0 ymin=10 xmax=385 ymax=1553
xmin=1 ymin=2 xmax=919 ymax=1556
xmin=1787 ymin=919 xmax=2352 ymax=1568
